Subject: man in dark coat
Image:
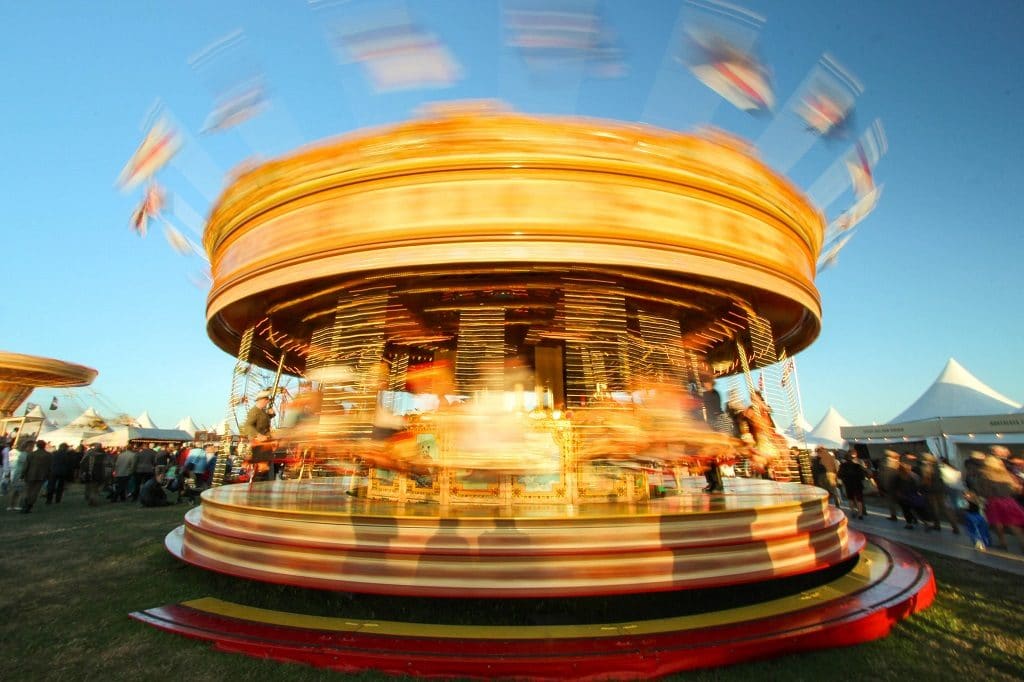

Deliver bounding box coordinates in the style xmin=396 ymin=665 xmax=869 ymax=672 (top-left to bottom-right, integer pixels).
xmin=20 ymin=440 xmax=53 ymax=513
xmin=82 ymin=443 xmax=107 ymax=507
xmin=838 ymin=452 xmax=867 ymax=520
xmin=243 ymin=390 xmax=275 ymax=480
xmin=134 ymin=442 xmax=158 ymax=501
xmin=139 ymin=468 xmax=172 ymax=507
xmin=46 ymin=443 xmax=73 ymax=504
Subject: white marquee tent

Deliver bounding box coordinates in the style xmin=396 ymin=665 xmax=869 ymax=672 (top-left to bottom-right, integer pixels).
xmin=805 ymin=406 xmax=852 ymax=450
xmin=175 ymin=416 xmax=201 ymax=436
xmin=39 ymin=406 xmax=112 ymax=446
xmin=842 ymin=358 xmax=1023 ymax=465
xmin=888 ymin=358 xmax=1020 ymax=423
xmin=134 ymin=411 xmax=159 ymax=429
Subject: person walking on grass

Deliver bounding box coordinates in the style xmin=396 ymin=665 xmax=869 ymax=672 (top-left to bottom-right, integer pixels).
xmin=19 ymin=440 xmax=53 ymax=513
xmin=893 ymin=460 xmax=928 ymax=529
xmin=46 ymin=442 xmax=73 ymax=504
xmin=838 ymin=451 xmax=866 ymax=519
xmin=82 ymin=443 xmax=106 ymax=507
xmin=921 ymin=452 xmax=960 ymax=534
xmin=975 ymin=454 xmax=1024 ymax=552
xmin=4 ymin=438 xmax=29 ymax=510
xmin=879 ymin=450 xmax=901 ymax=521
xmin=5 ymin=438 xmax=30 ymax=507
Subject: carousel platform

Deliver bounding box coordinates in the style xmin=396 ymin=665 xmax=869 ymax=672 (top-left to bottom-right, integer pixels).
xmin=136 ymin=534 xmax=934 ymax=679
xmin=167 ymin=478 xmax=862 ymax=598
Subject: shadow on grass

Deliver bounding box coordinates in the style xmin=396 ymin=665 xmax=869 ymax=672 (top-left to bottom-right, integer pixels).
xmin=1 ymin=485 xmax=1022 ymax=681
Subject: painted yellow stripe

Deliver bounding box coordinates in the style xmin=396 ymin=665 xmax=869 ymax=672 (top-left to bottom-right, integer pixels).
xmin=182 ymin=543 xmax=886 ymax=640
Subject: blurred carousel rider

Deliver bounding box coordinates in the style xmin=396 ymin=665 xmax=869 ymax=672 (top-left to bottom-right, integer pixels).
xmin=243 ymin=390 xmax=274 ymax=442
xmin=243 ymin=389 xmax=276 ymax=480
xmin=46 ymin=442 xmax=73 ymax=504
xmin=20 ymin=440 xmax=53 ymax=513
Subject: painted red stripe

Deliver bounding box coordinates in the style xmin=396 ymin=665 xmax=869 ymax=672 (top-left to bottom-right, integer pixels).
xmin=134 ymin=536 xmax=934 ymax=678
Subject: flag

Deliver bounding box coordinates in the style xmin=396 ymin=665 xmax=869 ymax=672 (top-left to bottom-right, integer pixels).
xmin=163 ymin=223 xmax=197 ymax=256
xmin=797 ymin=89 xmax=852 ymax=136
xmin=202 ymin=80 xmax=266 ymax=133
xmin=49 ymin=396 xmax=59 ymax=410
xmin=795 ymin=55 xmax=860 ymax=137
xmin=780 ymin=358 xmax=795 ymax=386
xmin=817 ymin=233 xmax=854 ymax=273
xmin=687 ymin=29 xmax=774 ymax=113
xmin=129 ymin=183 xmax=165 ymax=237
xmin=116 ymin=118 xmax=182 ymax=191
xmin=503 ymin=3 xmax=625 ymax=79
xmin=846 ymin=141 xmax=875 ymax=199
xmin=333 ymin=19 xmax=462 ymax=92
xmin=829 ymin=184 xmax=881 ymax=235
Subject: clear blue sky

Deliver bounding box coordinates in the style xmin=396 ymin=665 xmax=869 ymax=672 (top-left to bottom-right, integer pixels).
xmin=2 ymin=0 xmax=1021 ymax=430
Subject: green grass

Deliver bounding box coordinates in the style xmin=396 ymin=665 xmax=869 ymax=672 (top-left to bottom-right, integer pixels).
xmin=1 ymin=485 xmax=1022 ymax=681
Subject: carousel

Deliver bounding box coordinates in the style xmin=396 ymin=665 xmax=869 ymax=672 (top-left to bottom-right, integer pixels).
xmin=0 ymin=350 xmax=97 ymax=440
xmin=140 ymin=105 xmax=934 ymax=677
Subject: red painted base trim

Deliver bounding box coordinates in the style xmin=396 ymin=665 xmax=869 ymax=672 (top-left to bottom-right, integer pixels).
xmin=132 ymin=534 xmax=934 ymax=679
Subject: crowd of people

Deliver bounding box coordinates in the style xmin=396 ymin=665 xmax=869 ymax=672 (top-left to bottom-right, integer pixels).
xmin=810 ymin=443 xmax=1024 ymax=552
xmin=0 ymin=436 xmax=227 ymax=512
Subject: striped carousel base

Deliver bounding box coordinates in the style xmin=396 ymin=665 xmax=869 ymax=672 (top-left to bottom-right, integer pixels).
xmin=165 ymin=478 xmax=862 ymax=598
xmin=135 ymin=535 xmax=934 ymax=678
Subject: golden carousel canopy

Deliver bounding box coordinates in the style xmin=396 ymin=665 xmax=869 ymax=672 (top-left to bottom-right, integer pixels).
xmin=0 ymin=350 xmax=97 ymax=418
xmin=204 ymin=103 xmax=826 ymax=375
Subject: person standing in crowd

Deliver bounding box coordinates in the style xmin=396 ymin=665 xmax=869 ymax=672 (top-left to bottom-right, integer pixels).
xmin=134 ymin=442 xmax=158 ymax=501
xmin=82 ymin=443 xmax=106 ymax=507
xmin=0 ymin=436 xmax=11 ymax=497
xmin=69 ymin=442 xmax=86 ymax=483
xmin=19 ymin=440 xmax=53 ymax=513
xmin=921 ymin=452 xmax=960 ymax=534
xmin=154 ymin=445 xmax=172 ymax=470
xmin=974 ymin=454 xmax=1024 ymax=551
xmin=46 ymin=443 xmax=73 ymax=504
xmin=111 ymin=444 xmax=138 ymax=502
xmin=5 ymin=439 xmax=30 ymax=511
xmin=838 ymin=451 xmax=866 ymax=519
xmin=1 ymin=436 xmax=13 ymax=499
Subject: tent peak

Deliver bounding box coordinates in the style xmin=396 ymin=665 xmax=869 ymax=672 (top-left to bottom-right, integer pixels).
xmin=889 ymin=358 xmax=1021 ymax=423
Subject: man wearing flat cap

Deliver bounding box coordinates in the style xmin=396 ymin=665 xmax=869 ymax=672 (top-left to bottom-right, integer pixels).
xmin=243 ymin=390 xmax=273 ymax=442
xmin=243 ymin=389 xmax=275 ymax=480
